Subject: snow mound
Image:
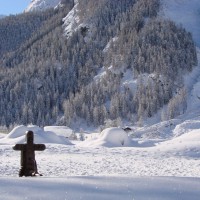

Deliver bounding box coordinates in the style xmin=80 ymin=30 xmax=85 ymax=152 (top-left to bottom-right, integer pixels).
xmin=0 ymin=133 xmax=5 ymax=139
xmin=176 ymin=129 xmax=200 ymax=142
xmin=0 ymin=125 xmax=72 ymax=145
xmin=133 ymin=119 xmax=180 ymax=139
xmin=78 ymin=127 xmax=134 ymax=147
xmin=25 ymin=0 xmax=61 ymax=12
xmin=44 ymin=126 xmax=73 ymax=138
xmin=173 ymin=118 xmax=200 ymax=137
xmin=100 ymin=127 xmax=132 ymax=146
xmin=159 ymin=129 xmax=200 ymax=157
xmin=6 ymin=125 xmax=41 ymax=139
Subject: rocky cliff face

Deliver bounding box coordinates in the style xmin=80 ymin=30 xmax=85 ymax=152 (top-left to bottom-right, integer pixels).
xmin=25 ymin=0 xmax=74 ymax=12
xmin=25 ymin=0 xmax=61 ymax=12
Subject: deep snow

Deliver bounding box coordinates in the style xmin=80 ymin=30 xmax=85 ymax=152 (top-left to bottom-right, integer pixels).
xmin=0 ymin=125 xmax=72 ymax=145
xmin=1 ymin=125 xmax=200 ymax=178
xmin=1 ymin=176 xmax=200 ymax=200
xmin=0 ymin=124 xmax=200 ymax=199
xmin=1 ymin=0 xmax=200 ymax=199
xmin=78 ymin=127 xmax=134 ymax=147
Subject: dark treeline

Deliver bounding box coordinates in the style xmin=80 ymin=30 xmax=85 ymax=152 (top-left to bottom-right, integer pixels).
xmin=0 ymin=9 xmax=57 ymax=58
xmin=0 ymin=0 xmax=197 ymax=128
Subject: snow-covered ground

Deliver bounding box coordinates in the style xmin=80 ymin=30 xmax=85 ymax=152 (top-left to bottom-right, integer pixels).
xmin=1 ymin=125 xmax=200 ymax=177
xmin=1 ymin=1 xmax=200 ymax=199
xmin=0 ymin=125 xmax=200 ymax=199
xmin=1 ymin=176 xmax=200 ymax=200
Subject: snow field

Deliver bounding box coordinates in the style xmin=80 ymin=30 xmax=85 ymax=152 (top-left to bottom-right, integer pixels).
xmin=1 ymin=1 xmax=200 ymax=199
xmin=0 ymin=113 xmax=200 ymax=200
xmin=1 ymin=143 xmax=200 ymax=178
xmin=1 ymin=176 xmax=200 ymax=200
xmin=0 ymin=125 xmax=200 ymax=178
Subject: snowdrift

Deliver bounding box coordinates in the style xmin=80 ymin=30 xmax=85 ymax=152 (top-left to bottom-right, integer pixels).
xmin=158 ymin=129 xmax=200 ymax=158
xmin=44 ymin=126 xmax=73 ymax=138
xmin=1 ymin=176 xmax=200 ymax=200
xmin=0 ymin=125 xmax=72 ymax=145
xmin=0 ymin=133 xmax=5 ymax=139
xmin=78 ymin=127 xmax=135 ymax=147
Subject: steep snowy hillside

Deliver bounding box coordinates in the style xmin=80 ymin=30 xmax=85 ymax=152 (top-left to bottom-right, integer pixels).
xmin=62 ymin=0 xmax=200 ymax=129
xmin=134 ymin=49 xmax=200 ymax=139
xmin=162 ymin=0 xmax=200 ymax=47
xmin=128 ymin=0 xmax=200 ymax=138
xmin=0 ymin=0 xmax=199 ymax=129
xmin=25 ymin=0 xmax=61 ymax=12
xmin=63 ymin=0 xmax=79 ymax=37
xmin=161 ymin=1 xmax=200 ymax=121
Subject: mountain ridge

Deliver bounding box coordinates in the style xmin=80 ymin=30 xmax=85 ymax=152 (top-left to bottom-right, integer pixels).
xmin=25 ymin=0 xmax=74 ymax=12
xmin=25 ymin=0 xmax=61 ymax=12
xmin=0 ymin=0 xmax=199 ymax=133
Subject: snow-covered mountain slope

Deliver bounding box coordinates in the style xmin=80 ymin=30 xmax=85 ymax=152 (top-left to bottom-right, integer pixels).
xmin=1 ymin=0 xmax=199 ymax=132
xmin=63 ymin=0 xmax=79 ymax=37
xmin=163 ymin=0 xmax=200 ymax=118
xmin=1 ymin=2 xmax=200 ymax=198
xmin=25 ymin=0 xmax=61 ymax=12
xmin=162 ymin=0 xmax=200 ymax=47
xmin=63 ymin=0 xmax=200 ymax=51
xmin=62 ymin=0 xmax=200 ymax=134
xmin=130 ymin=0 xmax=200 ymax=138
